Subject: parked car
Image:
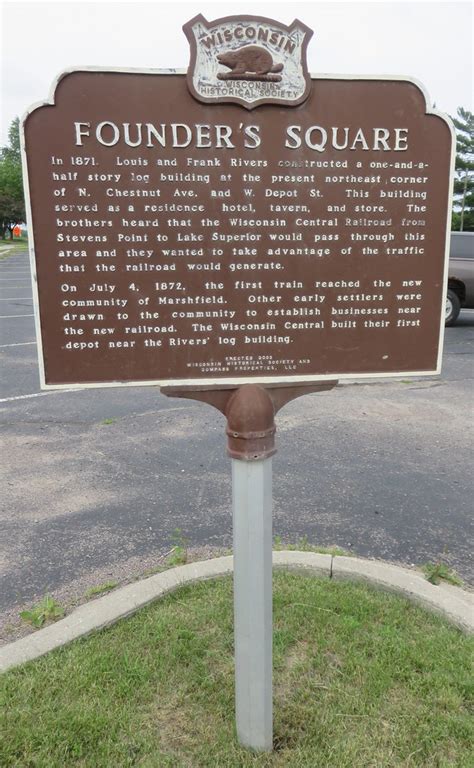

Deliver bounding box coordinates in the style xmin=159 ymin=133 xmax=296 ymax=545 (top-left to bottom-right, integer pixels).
xmin=446 ymin=232 xmax=474 ymax=325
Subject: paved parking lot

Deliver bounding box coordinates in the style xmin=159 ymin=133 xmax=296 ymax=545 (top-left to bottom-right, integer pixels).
xmin=1 ymin=247 xmax=473 ymax=635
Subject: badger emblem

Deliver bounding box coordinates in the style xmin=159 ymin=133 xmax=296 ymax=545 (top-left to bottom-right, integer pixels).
xmin=217 ymin=46 xmax=283 ymax=81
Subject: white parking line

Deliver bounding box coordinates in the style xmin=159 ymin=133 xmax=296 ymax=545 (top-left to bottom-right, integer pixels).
xmin=0 ymin=314 xmax=35 ymax=318
xmin=0 ymin=342 xmax=35 ymax=348
xmin=0 ymin=390 xmax=80 ymax=403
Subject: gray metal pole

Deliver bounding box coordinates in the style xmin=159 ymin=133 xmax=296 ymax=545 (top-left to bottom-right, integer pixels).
xmin=161 ymin=382 xmax=337 ymax=751
xmin=232 ymin=456 xmax=273 ymax=752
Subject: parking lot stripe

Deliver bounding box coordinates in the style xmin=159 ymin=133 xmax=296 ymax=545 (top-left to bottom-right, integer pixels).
xmin=0 ymin=390 xmax=80 ymax=403
xmin=0 ymin=342 xmax=36 ymax=348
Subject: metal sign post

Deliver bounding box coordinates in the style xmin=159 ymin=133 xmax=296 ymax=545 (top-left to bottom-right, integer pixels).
xmin=227 ymin=385 xmax=275 ymax=750
xmin=232 ymin=456 xmax=273 ymax=750
xmin=162 ymin=381 xmax=337 ymax=751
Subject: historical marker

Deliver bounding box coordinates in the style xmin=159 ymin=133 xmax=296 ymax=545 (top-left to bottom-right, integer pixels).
xmin=22 ymin=16 xmax=453 ymax=389
xmin=22 ymin=14 xmax=456 ymax=754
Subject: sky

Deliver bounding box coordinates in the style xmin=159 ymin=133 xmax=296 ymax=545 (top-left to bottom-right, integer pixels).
xmin=0 ymin=0 xmax=473 ymax=145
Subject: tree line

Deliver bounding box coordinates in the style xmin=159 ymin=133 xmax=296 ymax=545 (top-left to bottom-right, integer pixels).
xmin=0 ymin=107 xmax=473 ymax=238
xmin=451 ymin=108 xmax=474 ymax=231
xmin=0 ymin=118 xmax=25 ymax=239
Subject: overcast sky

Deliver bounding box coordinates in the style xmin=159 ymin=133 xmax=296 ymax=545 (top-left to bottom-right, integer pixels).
xmin=1 ymin=0 xmax=472 ymax=144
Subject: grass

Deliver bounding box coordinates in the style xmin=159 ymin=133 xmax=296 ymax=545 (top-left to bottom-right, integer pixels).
xmin=140 ymin=531 xmax=190 ymax=578
xmin=19 ymin=596 xmax=64 ymax=628
xmin=166 ymin=527 xmax=188 ymax=566
xmin=142 ymin=537 xmax=347 ymax=579
xmin=422 ymin=561 xmax=463 ymax=586
xmin=101 ymin=418 xmax=117 ymax=425
xmin=84 ymin=581 xmax=119 ymax=599
xmin=273 ymin=534 xmax=349 ymax=557
xmin=0 ymin=238 xmax=29 ymax=258
xmin=2 ymin=573 xmax=472 ymax=767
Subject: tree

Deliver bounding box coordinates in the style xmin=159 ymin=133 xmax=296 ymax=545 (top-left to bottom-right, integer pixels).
xmin=0 ymin=117 xmax=25 ymax=239
xmin=2 ymin=117 xmax=21 ymax=162
xmin=451 ymin=107 xmax=474 ymax=232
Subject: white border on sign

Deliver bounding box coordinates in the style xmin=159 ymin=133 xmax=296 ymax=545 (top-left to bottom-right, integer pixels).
xmin=21 ymin=68 xmax=456 ymax=391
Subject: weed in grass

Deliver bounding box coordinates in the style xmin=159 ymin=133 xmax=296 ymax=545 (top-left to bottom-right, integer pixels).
xmin=20 ymin=595 xmax=64 ymax=628
xmin=166 ymin=548 xmax=187 ymax=567
xmin=101 ymin=418 xmax=116 ymax=425
xmin=85 ymin=581 xmax=118 ymax=599
xmin=142 ymin=540 xmax=204 ymax=578
xmin=422 ymin=561 xmax=463 ymax=586
xmin=165 ymin=528 xmax=188 ymax=567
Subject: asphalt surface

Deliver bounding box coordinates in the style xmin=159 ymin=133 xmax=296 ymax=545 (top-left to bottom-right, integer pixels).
xmin=1 ymin=248 xmax=473 ymax=630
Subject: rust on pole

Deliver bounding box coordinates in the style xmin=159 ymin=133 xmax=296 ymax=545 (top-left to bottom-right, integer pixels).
xmin=225 ymin=385 xmax=276 ymax=460
xmin=161 ymin=381 xmax=338 ymax=459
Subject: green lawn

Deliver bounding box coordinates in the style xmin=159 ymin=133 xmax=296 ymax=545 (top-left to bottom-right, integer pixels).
xmin=0 ymin=239 xmax=29 ymax=259
xmin=1 ymin=573 xmax=472 ymax=767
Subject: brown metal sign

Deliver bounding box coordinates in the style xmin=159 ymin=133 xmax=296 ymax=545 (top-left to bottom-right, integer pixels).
xmin=22 ymin=65 xmax=453 ymax=389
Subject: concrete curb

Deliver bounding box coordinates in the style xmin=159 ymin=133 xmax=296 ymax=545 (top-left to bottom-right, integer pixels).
xmin=0 ymin=552 xmax=472 ymax=673
xmin=331 ymin=556 xmax=473 ymax=633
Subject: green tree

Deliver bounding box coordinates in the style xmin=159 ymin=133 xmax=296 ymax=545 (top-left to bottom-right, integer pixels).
xmin=451 ymin=107 xmax=474 ymax=231
xmin=0 ymin=117 xmax=25 ymax=239
xmin=2 ymin=117 xmax=21 ymax=162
